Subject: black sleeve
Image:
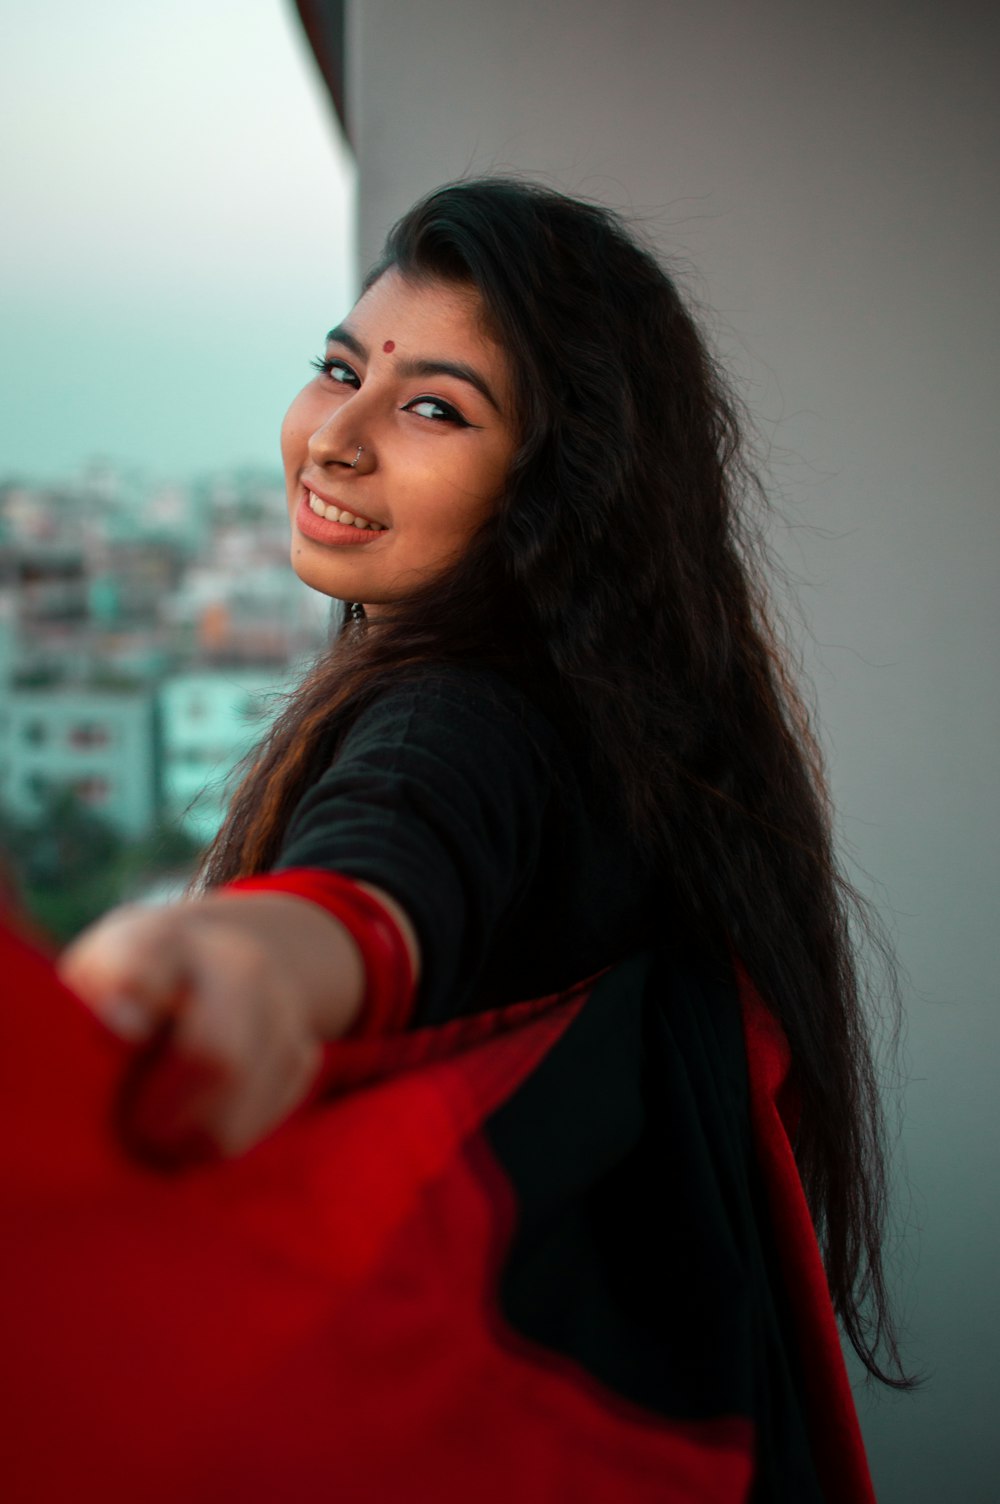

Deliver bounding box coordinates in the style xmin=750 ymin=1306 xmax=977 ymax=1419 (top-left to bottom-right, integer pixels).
xmin=273 ymin=669 xmax=558 ymax=1025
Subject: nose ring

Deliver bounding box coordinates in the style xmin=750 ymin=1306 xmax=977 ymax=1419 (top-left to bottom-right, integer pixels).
xmin=349 ymin=445 xmax=364 ymax=468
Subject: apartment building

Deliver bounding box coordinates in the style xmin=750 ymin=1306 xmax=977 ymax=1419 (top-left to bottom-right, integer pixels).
xmin=1 ymin=685 xmax=158 ymax=837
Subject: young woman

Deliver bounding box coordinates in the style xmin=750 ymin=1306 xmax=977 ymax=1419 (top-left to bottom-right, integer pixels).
xmin=58 ymin=178 xmax=908 ymax=1498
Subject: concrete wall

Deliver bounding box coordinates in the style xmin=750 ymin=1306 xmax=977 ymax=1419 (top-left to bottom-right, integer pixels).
xmin=347 ymin=2 xmax=1000 ymax=1496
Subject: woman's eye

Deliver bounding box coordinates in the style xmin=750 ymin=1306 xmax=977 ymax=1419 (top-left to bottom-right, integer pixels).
xmin=310 ymin=356 xmax=360 ymax=388
xmin=405 ymin=396 xmax=468 ymax=426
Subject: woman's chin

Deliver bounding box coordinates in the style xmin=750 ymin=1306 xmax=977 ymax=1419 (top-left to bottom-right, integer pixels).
xmin=289 ymin=542 xmax=353 ymax=600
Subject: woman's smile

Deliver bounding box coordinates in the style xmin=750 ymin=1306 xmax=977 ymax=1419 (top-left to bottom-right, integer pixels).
xmin=304 ymin=482 xmax=388 ymax=530
xmin=281 ymin=268 xmax=517 ymax=604
xmin=295 ymin=486 xmax=389 ymax=547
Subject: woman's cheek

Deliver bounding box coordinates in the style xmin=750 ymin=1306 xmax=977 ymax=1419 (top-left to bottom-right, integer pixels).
xmin=281 ymin=391 xmax=317 ymax=461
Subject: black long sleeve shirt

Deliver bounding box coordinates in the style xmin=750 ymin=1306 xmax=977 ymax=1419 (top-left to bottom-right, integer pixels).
xmin=276 ymin=667 xmax=659 ymax=1025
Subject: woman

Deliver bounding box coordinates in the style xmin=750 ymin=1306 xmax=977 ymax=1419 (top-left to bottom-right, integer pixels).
xmin=58 ymin=178 xmax=907 ymax=1497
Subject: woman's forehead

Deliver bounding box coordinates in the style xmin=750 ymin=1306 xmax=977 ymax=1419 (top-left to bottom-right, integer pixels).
xmin=347 ymin=268 xmax=493 ymax=347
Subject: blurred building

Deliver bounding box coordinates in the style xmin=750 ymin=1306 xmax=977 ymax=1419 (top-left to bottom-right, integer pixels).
xmin=0 ymin=467 xmax=329 ymax=847
xmin=0 ymin=685 xmax=158 ymax=837
xmin=157 ymin=669 xmax=290 ymax=844
xmin=0 ymin=542 xmax=95 ymax=683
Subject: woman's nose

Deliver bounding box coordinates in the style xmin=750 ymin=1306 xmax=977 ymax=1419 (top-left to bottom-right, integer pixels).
xmin=307 ymin=408 xmax=365 ymax=469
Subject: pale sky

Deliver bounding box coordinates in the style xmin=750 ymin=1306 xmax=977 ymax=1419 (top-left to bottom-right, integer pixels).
xmin=0 ymin=0 xmax=356 ymax=484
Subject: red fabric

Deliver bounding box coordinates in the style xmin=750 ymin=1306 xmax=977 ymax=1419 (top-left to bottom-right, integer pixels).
xmin=222 ymin=867 xmax=415 ymax=1038
xmin=0 ymin=917 xmax=753 ymax=1503
xmin=738 ymin=967 xmax=878 ymax=1504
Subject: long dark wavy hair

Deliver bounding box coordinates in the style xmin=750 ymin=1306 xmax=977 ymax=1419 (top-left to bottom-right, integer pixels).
xmin=198 ymin=177 xmax=908 ymax=1386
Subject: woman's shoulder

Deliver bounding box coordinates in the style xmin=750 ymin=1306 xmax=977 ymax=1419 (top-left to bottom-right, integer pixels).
xmin=344 ymin=661 xmax=565 ymax=762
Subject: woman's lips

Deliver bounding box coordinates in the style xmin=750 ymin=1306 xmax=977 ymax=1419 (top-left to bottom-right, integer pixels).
xmin=295 ymin=491 xmax=388 ymax=547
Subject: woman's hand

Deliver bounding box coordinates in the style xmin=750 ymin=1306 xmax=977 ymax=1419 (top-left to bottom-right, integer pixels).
xmin=57 ymin=893 xmax=367 ymax=1166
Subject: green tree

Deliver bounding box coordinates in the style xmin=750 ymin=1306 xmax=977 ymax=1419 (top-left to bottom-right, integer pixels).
xmin=0 ymin=793 xmax=202 ymax=946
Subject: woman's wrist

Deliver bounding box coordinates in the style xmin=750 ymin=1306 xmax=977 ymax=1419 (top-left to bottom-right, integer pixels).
xmin=191 ymin=889 xmax=367 ymax=1042
xmin=216 ymin=869 xmax=418 ymax=1039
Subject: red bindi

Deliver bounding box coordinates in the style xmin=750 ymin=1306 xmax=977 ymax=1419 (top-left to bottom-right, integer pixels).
xmin=382 ymin=339 xmax=396 ymax=353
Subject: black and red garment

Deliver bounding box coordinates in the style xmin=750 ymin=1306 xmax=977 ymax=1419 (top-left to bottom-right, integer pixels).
xmin=0 ymin=670 xmax=876 ymax=1502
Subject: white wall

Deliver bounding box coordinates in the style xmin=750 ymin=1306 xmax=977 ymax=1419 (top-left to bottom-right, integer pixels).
xmin=348 ymin=2 xmax=1000 ymax=1496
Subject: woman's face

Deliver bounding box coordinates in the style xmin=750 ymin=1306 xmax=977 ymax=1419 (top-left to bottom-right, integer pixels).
xmin=282 ymin=268 xmax=517 ymax=607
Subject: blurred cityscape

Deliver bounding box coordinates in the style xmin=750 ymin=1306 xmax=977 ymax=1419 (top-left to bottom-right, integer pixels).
xmin=0 ymin=462 xmax=331 ymax=942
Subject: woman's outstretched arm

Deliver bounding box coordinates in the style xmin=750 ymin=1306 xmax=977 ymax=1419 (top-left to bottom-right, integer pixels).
xmin=57 ymin=886 xmax=420 ymax=1162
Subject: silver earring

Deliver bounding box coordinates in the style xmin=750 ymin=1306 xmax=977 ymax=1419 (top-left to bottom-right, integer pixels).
xmin=349 ymin=601 xmax=365 ymax=628
xmin=349 ymin=445 xmax=364 ymax=468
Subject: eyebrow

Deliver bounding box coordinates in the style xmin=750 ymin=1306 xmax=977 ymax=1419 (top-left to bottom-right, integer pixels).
xmin=325 ymin=324 xmax=503 ymax=414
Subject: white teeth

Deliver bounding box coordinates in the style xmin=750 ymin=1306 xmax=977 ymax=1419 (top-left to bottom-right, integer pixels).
xmin=308 ymin=490 xmax=385 ymax=530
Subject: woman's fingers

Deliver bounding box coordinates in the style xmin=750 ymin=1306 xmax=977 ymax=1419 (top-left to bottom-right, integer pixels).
xmin=58 ymin=901 xmax=324 ymax=1164
xmin=168 ymin=947 xmax=322 ymax=1156
xmin=57 ymin=903 xmax=192 ymax=1041
xmin=146 ymin=931 xmax=314 ymax=1156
